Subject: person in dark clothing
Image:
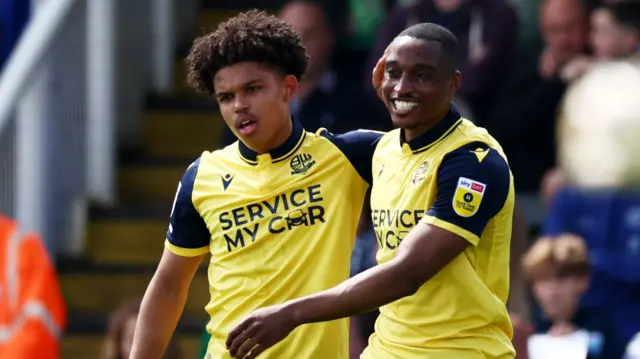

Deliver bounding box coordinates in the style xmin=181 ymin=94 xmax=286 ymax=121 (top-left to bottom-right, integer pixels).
xmin=484 ymin=0 xmax=589 ymax=192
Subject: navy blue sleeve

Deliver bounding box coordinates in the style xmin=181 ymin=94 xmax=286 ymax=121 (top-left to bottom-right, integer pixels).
xmin=165 ymin=158 xmax=211 ymax=256
xmin=424 ymin=141 xmax=511 ymax=244
xmin=320 ymin=129 xmax=384 ymax=184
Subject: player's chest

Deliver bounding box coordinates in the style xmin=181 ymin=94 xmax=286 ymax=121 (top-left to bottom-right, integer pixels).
xmin=371 ymin=154 xmax=438 ymax=210
xmin=370 ymin=154 xmax=438 ymax=254
xmin=196 ymin=158 xmax=353 ymax=254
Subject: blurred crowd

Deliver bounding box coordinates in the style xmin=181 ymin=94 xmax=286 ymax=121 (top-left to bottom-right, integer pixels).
xmin=3 ymin=0 xmax=640 ymax=358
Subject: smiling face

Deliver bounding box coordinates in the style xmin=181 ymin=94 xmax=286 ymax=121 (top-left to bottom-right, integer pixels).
xmin=381 ymin=36 xmax=461 ymax=137
xmin=213 ymin=62 xmax=297 ymax=152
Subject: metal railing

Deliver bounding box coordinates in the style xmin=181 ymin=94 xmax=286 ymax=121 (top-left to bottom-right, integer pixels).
xmin=0 ymin=0 xmax=196 ymax=256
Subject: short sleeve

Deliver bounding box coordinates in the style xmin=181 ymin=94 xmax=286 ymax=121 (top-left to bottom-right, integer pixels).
xmin=421 ymin=141 xmax=511 ymax=246
xmin=319 ymin=129 xmax=384 ymax=184
xmin=165 ymin=158 xmax=211 ymax=257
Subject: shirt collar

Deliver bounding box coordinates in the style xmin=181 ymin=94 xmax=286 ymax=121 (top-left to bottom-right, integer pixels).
xmin=400 ymin=105 xmax=462 ymax=155
xmin=238 ymin=119 xmax=306 ymax=165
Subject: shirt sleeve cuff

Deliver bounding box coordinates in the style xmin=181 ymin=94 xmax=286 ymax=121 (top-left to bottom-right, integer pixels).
xmin=420 ymin=215 xmax=480 ymax=246
xmin=164 ymin=239 xmax=209 ymax=257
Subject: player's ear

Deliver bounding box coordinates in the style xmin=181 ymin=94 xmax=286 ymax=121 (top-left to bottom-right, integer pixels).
xmin=451 ymin=70 xmax=462 ymax=92
xmin=282 ymin=74 xmax=298 ymax=101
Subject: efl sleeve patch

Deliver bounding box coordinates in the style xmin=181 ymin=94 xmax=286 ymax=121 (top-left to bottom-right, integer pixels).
xmin=423 ymin=142 xmax=511 ymax=243
xmin=452 ymin=177 xmax=486 ymax=217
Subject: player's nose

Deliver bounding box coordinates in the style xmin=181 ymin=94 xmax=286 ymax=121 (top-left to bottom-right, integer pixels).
xmin=233 ymin=94 xmax=250 ymax=113
xmin=393 ymin=74 xmax=414 ymax=95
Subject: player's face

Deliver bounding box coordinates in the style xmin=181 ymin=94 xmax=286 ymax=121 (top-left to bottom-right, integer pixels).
xmin=381 ymin=36 xmax=460 ymax=134
xmin=214 ymin=62 xmax=297 ymax=151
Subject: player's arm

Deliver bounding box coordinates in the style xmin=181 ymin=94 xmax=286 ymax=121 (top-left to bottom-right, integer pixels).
xmin=226 ymin=142 xmax=511 ymax=359
xmin=319 ymin=128 xmax=384 ymax=185
xmin=130 ymin=159 xmax=211 ymax=359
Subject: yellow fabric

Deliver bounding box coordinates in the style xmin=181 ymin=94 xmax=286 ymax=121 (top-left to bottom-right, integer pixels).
xmin=364 ymin=119 xmax=516 ymax=359
xmin=166 ymin=130 xmax=369 ymax=359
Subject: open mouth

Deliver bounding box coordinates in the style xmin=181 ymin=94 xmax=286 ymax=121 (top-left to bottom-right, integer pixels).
xmin=237 ymin=119 xmax=257 ymax=135
xmin=391 ymin=99 xmax=420 ymax=116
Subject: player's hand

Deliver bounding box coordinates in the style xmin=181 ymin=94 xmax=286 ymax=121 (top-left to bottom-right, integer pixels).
xmin=226 ymin=304 xmax=297 ymax=359
xmin=372 ymin=46 xmax=390 ymax=101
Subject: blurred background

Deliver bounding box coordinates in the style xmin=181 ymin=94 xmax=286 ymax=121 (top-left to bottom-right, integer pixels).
xmin=1 ymin=0 xmax=640 ymax=358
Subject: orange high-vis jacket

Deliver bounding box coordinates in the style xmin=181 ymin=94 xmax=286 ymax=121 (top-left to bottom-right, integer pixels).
xmin=0 ymin=213 xmax=67 ymax=359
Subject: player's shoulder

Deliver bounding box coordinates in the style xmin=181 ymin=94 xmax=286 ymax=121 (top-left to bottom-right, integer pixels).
xmin=195 ymin=143 xmax=243 ymax=169
xmin=315 ymin=128 xmax=385 ymax=184
xmin=440 ymin=141 xmax=511 ymax=186
xmin=316 ymin=128 xmax=385 ymax=148
xmin=314 ymin=127 xmax=384 ymax=163
xmin=455 ymin=119 xmax=505 ymax=151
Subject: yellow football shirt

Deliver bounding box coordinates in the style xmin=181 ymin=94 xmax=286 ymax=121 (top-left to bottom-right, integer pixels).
xmin=363 ymin=107 xmax=516 ymax=359
xmin=165 ymin=121 xmax=382 ymax=359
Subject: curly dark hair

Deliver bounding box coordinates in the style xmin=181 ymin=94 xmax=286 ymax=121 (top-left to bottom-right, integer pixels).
xmin=186 ymin=9 xmax=309 ymax=95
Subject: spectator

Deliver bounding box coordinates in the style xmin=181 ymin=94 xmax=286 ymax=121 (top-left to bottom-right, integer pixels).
xmin=562 ymin=1 xmax=640 ymax=81
xmin=0 ymin=212 xmax=66 ymax=359
xmin=101 ymin=298 xmax=180 ymax=359
xmin=484 ymin=0 xmax=589 ymax=192
xmin=523 ymin=234 xmax=608 ymax=359
xmin=542 ymin=185 xmax=640 ymax=358
xmin=591 ymin=1 xmax=640 ymax=59
xmin=365 ymin=0 xmax=518 ymax=123
xmin=220 ymin=0 xmax=390 ymax=146
xmin=540 ymin=168 xmax=569 ymax=210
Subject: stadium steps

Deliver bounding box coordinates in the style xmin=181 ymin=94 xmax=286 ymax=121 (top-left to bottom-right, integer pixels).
xmin=62 ymin=333 xmax=201 ymax=359
xmin=58 ymin=8 xmax=237 ymax=358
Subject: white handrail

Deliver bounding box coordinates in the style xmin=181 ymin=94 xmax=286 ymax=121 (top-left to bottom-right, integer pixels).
xmin=0 ymin=0 xmax=78 ymax=137
xmin=86 ymin=0 xmax=116 ymax=205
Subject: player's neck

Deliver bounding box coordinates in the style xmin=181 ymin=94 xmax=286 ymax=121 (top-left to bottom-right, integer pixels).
xmin=404 ymin=107 xmax=450 ymax=143
xmin=256 ymin=117 xmax=293 ymax=154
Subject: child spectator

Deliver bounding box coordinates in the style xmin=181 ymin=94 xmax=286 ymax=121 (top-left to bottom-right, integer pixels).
xmin=523 ymin=234 xmax=607 ymax=359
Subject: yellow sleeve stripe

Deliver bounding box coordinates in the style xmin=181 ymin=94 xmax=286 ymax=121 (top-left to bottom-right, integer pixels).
xmin=164 ymin=239 xmax=209 ymax=257
xmin=420 ymin=215 xmax=480 ymax=246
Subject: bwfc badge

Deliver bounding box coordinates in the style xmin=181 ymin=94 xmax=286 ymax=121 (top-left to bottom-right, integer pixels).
xmin=411 ymin=161 xmax=429 ymax=185
xmin=453 ymin=177 xmax=486 ymax=217
xmin=290 ymin=153 xmax=316 ymax=175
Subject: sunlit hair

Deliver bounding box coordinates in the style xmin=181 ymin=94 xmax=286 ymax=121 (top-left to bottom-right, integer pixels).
xmin=522 ymin=234 xmax=590 ymax=281
xmin=100 ymin=297 xmax=181 ymax=359
xmin=186 ymin=9 xmax=309 ymax=94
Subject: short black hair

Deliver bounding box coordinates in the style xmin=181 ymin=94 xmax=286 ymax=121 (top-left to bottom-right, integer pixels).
xmin=397 ymin=23 xmax=459 ymax=72
xmin=605 ymin=1 xmax=640 ymax=31
xmin=186 ymin=9 xmax=309 ymax=94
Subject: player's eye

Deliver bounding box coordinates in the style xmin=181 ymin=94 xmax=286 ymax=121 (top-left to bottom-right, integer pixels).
xmin=217 ymin=94 xmax=232 ymax=103
xmin=385 ymin=68 xmax=401 ymax=79
xmin=416 ymin=72 xmax=434 ymax=82
xmin=247 ymin=85 xmax=261 ymax=93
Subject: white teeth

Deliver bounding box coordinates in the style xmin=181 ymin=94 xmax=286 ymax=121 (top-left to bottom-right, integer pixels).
xmin=241 ymin=121 xmax=250 ymax=126
xmin=393 ymin=100 xmax=419 ymax=113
